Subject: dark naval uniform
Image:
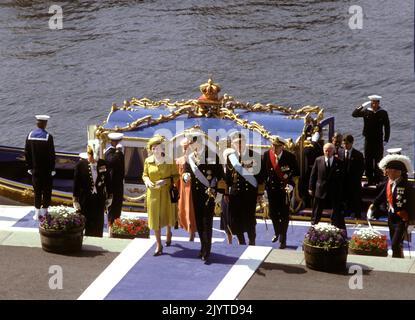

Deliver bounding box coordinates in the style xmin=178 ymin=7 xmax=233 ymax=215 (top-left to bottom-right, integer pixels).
xmin=104 ymin=146 xmax=125 ymax=225
xmin=73 ymin=159 xmax=112 ymax=237
xmin=261 ymin=149 xmax=299 ymax=247
xmin=186 ymin=152 xmax=225 ymax=260
xmin=225 ymin=149 xmax=264 ymax=245
xmin=338 ymin=147 xmax=365 ymax=218
xmin=352 ymin=106 xmax=390 ymax=184
xmin=372 ymin=178 xmax=412 ymax=258
xmin=24 ymin=128 xmax=55 ymax=209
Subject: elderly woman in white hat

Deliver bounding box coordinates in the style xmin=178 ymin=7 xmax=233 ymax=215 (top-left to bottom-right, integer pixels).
xmin=143 ymin=134 xmax=179 ymax=256
xmin=367 ymin=154 xmax=414 ymax=258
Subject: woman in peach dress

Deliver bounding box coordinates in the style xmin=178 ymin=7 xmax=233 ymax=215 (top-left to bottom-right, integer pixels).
xmin=176 ymin=137 xmax=197 ymax=241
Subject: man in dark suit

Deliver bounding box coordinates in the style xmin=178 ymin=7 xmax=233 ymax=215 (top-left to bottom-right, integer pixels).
xmin=73 ymin=145 xmax=113 ymax=237
xmin=368 ymin=154 xmax=413 ymax=258
xmin=302 ymin=131 xmax=323 ymax=207
xmin=352 ymin=95 xmax=390 ymax=185
xmin=223 ymin=132 xmax=264 ymax=246
xmin=104 ymin=133 xmax=125 ymax=229
xmin=25 ymin=115 xmax=56 ymax=220
xmin=261 ymin=136 xmax=299 ymax=249
xmin=338 ymin=134 xmax=365 ymax=219
xmin=184 ymin=140 xmax=226 ymax=261
xmin=309 ymin=143 xmax=345 ymax=230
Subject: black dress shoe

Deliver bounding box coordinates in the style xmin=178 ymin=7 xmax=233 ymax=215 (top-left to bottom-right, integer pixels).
xmin=153 ymin=247 xmax=163 ymax=256
xmin=279 ymin=242 xmax=286 ymax=249
xmin=272 ymin=235 xmax=279 ymax=243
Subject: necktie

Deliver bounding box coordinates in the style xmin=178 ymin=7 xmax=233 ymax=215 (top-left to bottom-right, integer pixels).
xmin=327 ymin=158 xmax=331 ymax=170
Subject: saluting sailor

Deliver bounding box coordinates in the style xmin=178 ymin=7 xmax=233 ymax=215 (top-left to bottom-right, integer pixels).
xmin=25 ymin=115 xmax=56 ymax=220
xmin=183 ymin=137 xmax=226 ymax=261
xmin=261 ymin=136 xmax=299 ymax=249
xmin=104 ymin=132 xmax=125 ymax=230
xmin=352 ymin=95 xmax=390 ymax=186
xmin=73 ymin=145 xmax=113 ymax=237
xmin=367 ymin=154 xmax=414 ymax=258
xmin=223 ymin=132 xmax=264 ymax=246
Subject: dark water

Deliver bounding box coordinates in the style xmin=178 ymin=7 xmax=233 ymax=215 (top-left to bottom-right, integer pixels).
xmin=0 ymin=0 xmax=414 ymax=161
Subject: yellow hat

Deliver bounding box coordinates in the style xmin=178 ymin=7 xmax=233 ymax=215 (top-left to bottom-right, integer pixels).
xmin=147 ymin=134 xmax=166 ymax=150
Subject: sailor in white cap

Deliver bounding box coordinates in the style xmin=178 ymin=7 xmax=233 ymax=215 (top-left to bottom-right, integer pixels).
xmin=25 ymin=115 xmax=56 ymax=220
xmin=73 ymin=144 xmax=113 ymax=237
xmin=261 ymin=135 xmax=299 ymax=249
xmin=352 ymin=95 xmax=390 ymax=186
xmin=367 ymin=153 xmax=414 ymax=258
xmin=104 ymin=132 xmax=125 ymax=230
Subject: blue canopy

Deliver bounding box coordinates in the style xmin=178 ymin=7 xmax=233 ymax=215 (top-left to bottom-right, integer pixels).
xmin=104 ymin=106 xmax=306 ymax=145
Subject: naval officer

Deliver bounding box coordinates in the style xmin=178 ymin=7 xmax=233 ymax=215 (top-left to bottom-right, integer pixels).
xmin=367 ymin=154 xmax=413 ymax=258
xmin=25 ymin=115 xmax=56 ymax=220
xmin=223 ymin=132 xmax=264 ymax=246
xmin=184 ymin=138 xmax=226 ymax=261
xmin=352 ymin=95 xmax=390 ymax=185
xmin=104 ymin=132 xmax=125 ymax=229
xmin=261 ymin=136 xmax=299 ymax=249
xmin=73 ymin=145 xmax=113 ymax=237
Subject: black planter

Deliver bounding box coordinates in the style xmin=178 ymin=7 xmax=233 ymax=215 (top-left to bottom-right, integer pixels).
xmin=110 ymin=232 xmax=150 ymax=239
xmin=303 ymin=243 xmax=348 ymax=272
xmin=39 ymin=226 xmax=84 ymax=254
xmin=348 ymin=247 xmax=388 ymax=257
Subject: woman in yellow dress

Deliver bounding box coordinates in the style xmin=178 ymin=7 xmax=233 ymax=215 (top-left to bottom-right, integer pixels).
xmin=142 ymin=135 xmax=179 ymax=256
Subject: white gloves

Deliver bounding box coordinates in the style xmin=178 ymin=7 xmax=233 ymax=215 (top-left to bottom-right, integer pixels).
xmin=116 ymin=144 xmax=124 ymax=152
xmin=27 ymin=169 xmax=32 ymax=175
xmin=362 ymin=101 xmax=371 ymax=108
xmin=183 ymin=172 xmax=191 ymax=183
xmin=73 ymin=201 xmax=81 ymax=211
xmin=155 ymin=179 xmax=166 ymax=187
xmin=143 ymin=177 xmax=155 ymax=189
xmin=367 ymin=205 xmax=374 ymax=220
xmin=51 ymin=171 xmax=56 ymax=176
xmin=285 ymin=184 xmax=294 ymax=193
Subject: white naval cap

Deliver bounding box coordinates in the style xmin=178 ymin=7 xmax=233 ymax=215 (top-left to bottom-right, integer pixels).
xmin=35 ymin=115 xmax=50 ymax=121
xmin=368 ymin=95 xmax=382 ymax=101
xmin=387 ymin=148 xmax=402 ymax=155
xmin=79 ymin=152 xmax=88 ymax=159
xmin=108 ymin=132 xmax=124 ymax=141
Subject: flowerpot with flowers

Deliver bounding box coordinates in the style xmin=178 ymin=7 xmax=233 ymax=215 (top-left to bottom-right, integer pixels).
xmin=303 ymin=225 xmax=349 ymax=272
xmin=110 ymin=217 xmax=150 ymax=239
xmin=348 ymin=228 xmax=388 ymax=257
xmin=39 ymin=206 xmax=85 ymax=254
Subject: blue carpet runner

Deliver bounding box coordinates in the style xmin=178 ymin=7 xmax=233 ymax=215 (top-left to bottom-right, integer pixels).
xmin=105 ymin=241 xmax=248 ymax=300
